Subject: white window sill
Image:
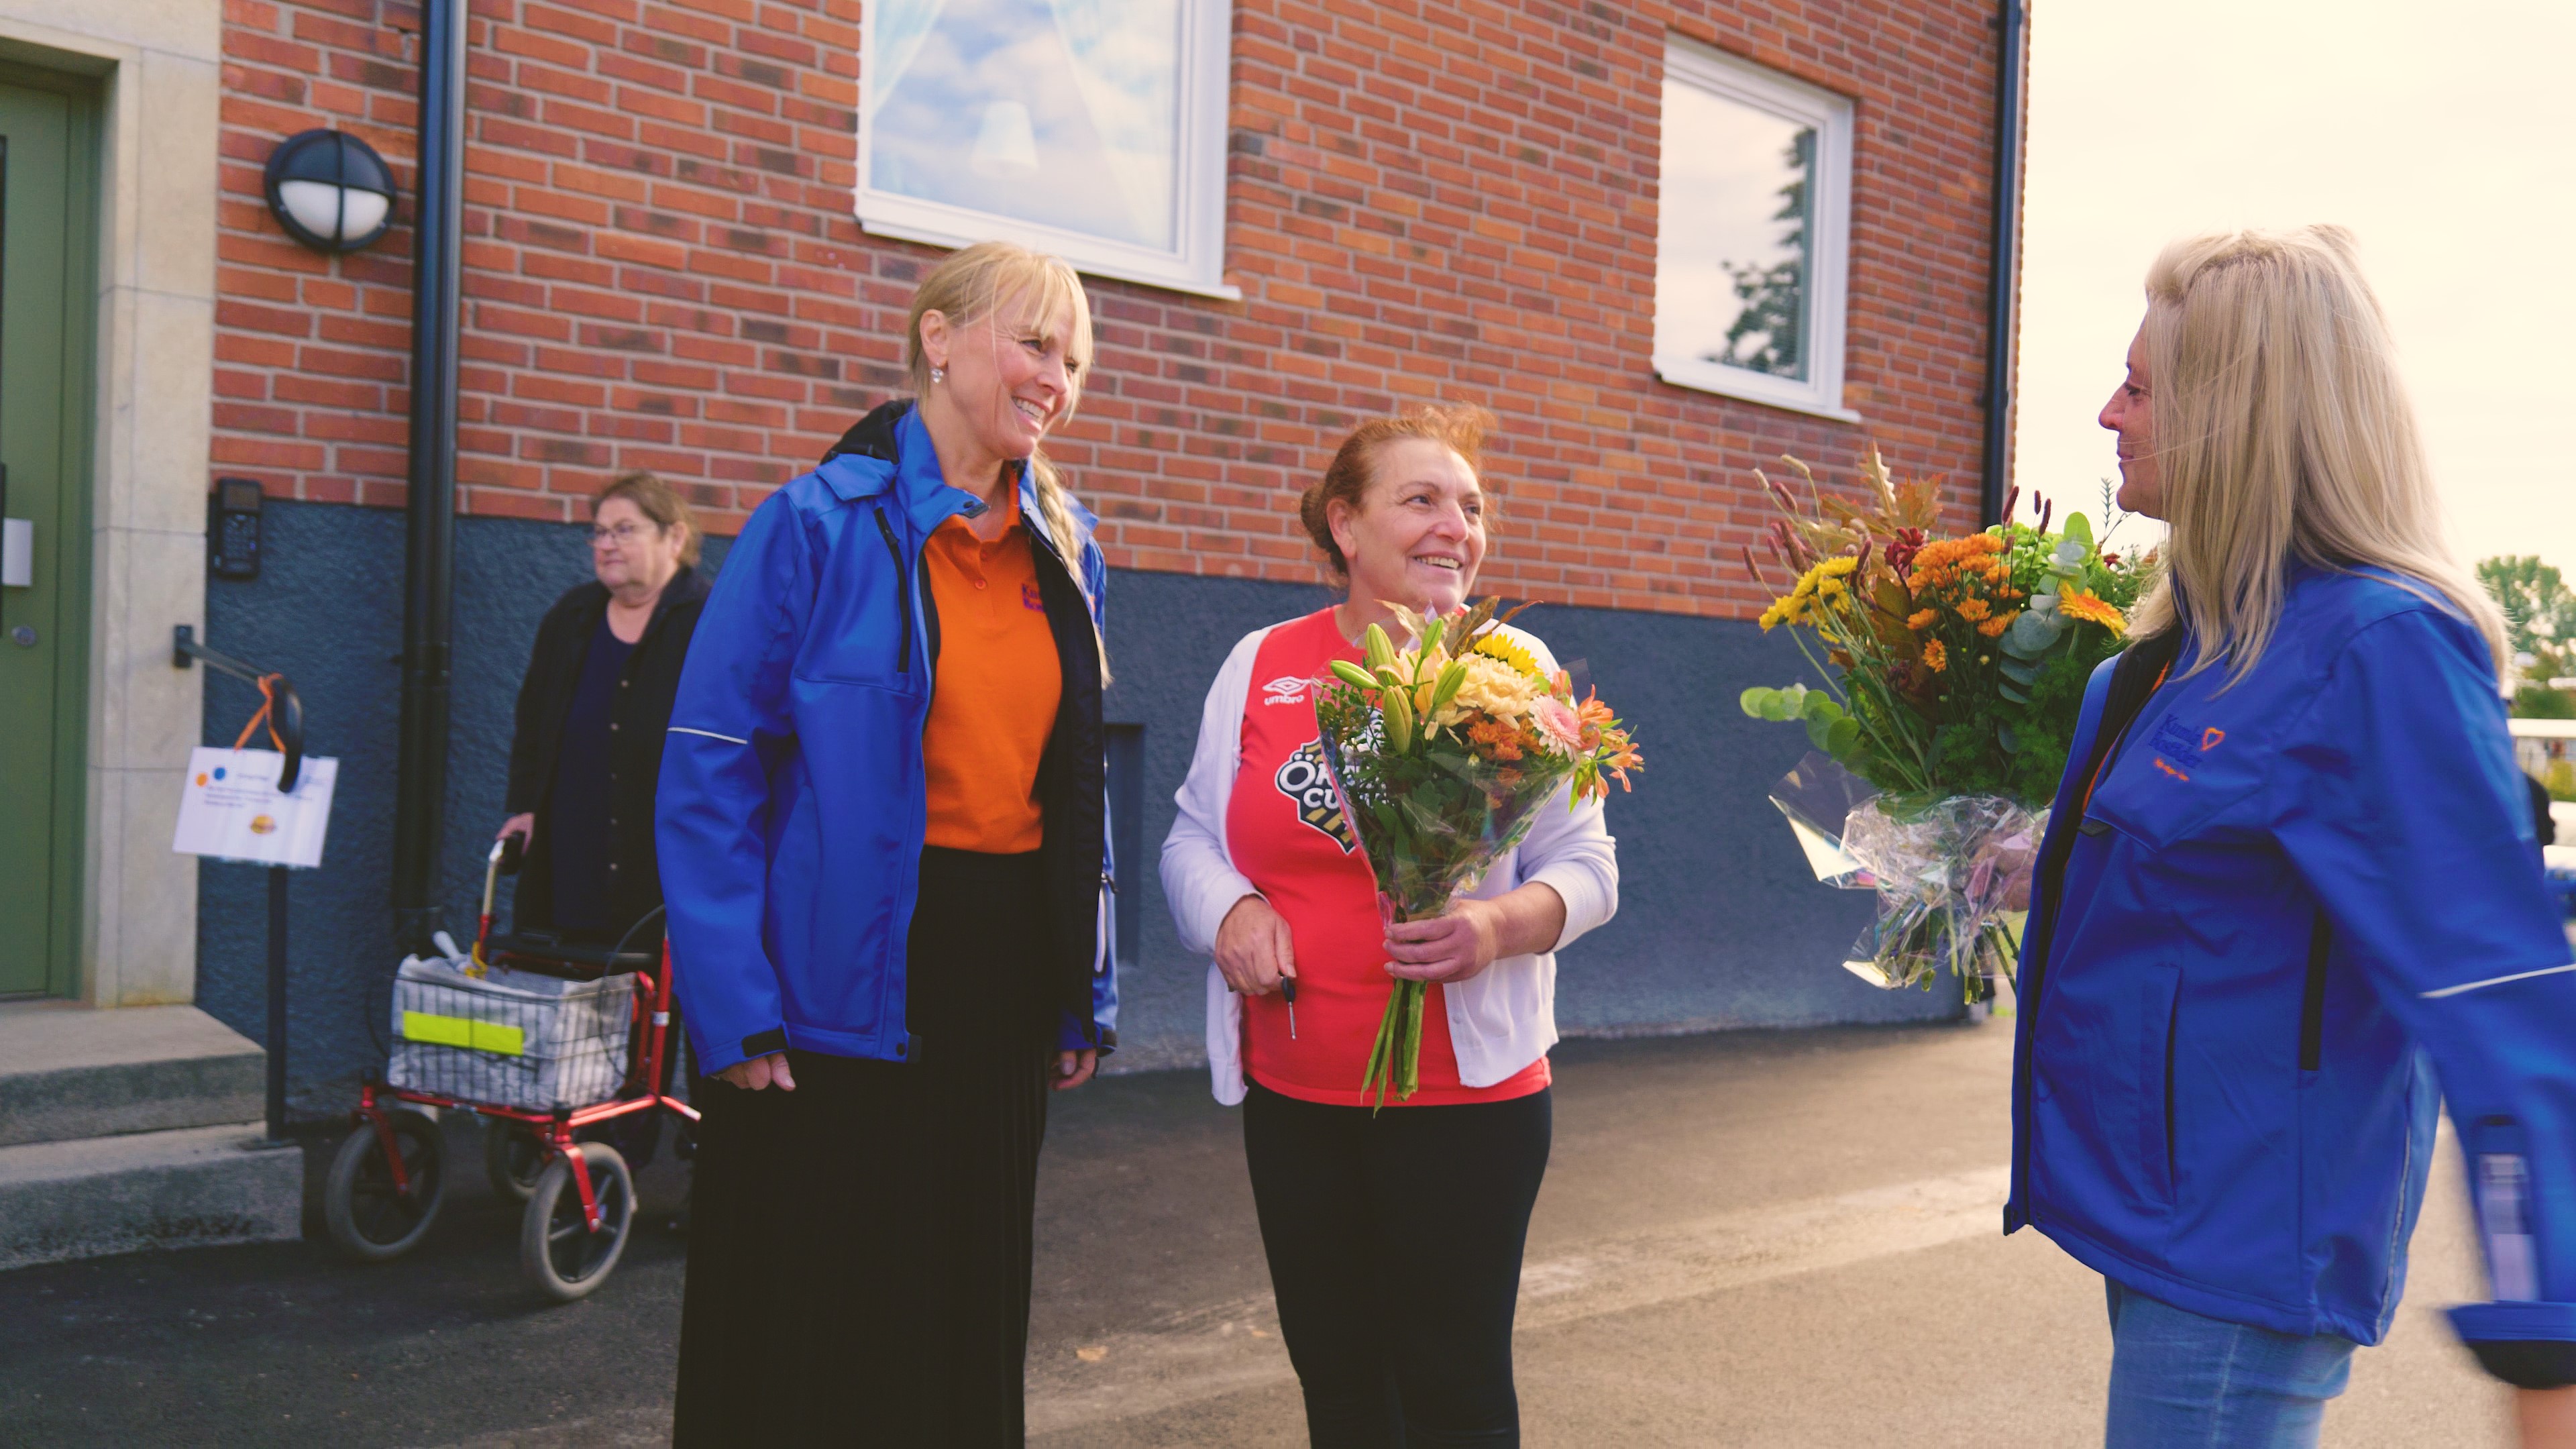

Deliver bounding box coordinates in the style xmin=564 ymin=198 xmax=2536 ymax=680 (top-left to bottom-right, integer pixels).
xmin=1653 ymin=356 xmax=1861 ymax=424
xmin=858 ymin=213 xmax=1243 ymax=304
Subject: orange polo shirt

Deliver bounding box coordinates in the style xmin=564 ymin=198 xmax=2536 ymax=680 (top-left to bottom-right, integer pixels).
xmin=920 ymin=496 xmax=1061 ymax=853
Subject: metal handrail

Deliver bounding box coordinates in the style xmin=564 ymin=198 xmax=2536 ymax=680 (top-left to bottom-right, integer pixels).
xmin=173 ymin=625 xmax=305 ymax=792
xmin=171 ymin=623 xmax=311 ymax=1145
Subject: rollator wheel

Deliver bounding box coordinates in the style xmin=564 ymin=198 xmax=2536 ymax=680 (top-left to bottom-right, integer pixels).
xmin=325 ymin=1110 xmax=447 ymax=1261
xmin=482 ymin=1121 xmax=549 ymax=1203
xmin=520 ymin=1142 xmax=633 ymax=1302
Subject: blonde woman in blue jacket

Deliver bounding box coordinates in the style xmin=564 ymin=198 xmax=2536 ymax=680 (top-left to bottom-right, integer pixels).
xmin=657 ymin=241 xmax=1118 ymax=1445
xmin=2012 ymin=225 xmax=2576 ymax=1448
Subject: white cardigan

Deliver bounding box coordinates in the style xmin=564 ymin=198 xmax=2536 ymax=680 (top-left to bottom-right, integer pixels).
xmin=1159 ymin=620 xmax=1621 ymax=1105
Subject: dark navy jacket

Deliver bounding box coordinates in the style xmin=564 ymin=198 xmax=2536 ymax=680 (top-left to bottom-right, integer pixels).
xmin=656 ymin=402 xmax=1119 ymax=1076
xmin=2010 ymin=568 xmax=2576 ymax=1385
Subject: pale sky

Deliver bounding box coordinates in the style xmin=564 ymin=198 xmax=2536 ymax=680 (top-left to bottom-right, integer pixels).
xmin=2017 ymin=0 xmax=2576 ymax=571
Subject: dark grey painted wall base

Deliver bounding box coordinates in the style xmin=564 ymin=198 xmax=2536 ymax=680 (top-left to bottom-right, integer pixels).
xmin=195 ymin=501 xmax=1950 ymax=1106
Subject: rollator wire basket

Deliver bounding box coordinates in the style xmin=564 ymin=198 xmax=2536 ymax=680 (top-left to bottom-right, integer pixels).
xmin=388 ymin=955 xmax=637 ymax=1110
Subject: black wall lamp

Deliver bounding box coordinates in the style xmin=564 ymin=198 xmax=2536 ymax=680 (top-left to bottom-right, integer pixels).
xmin=264 ymin=129 xmax=398 ymax=253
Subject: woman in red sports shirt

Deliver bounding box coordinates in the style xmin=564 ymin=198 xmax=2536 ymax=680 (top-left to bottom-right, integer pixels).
xmin=1161 ymin=406 xmax=1620 ymax=1446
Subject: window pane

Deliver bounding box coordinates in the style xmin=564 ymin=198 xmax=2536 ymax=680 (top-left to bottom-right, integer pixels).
xmin=1656 ymin=77 xmax=1815 ymax=381
xmin=869 ymin=0 xmax=1183 ymax=252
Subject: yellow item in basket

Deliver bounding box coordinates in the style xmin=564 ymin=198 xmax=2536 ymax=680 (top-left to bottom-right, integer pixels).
xmin=402 ymin=1010 xmax=527 ymax=1057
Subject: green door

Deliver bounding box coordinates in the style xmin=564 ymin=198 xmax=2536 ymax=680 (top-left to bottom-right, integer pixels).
xmin=0 ymin=72 xmax=97 ymax=1000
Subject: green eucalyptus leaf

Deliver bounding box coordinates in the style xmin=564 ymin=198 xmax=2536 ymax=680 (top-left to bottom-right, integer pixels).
xmin=1998 ymin=657 xmax=2041 ymax=686
xmin=1825 ymin=716 xmax=1863 ymax=758
xmin=1800 ymin=691 xmax=1844 ymax=724
xmin=2061 ymin=513 xmax=2094 ymax=549
xmin=2004 ymin=611 xmax=2063 ymax=653
xmin=1739 ymin=686 xmax=1777 ymax=718
xmin=1998 ymin=682 xmax=2031 ymax=704
xmin=1998 ymin=723 xmax=2022 ymax=753
xmin=1805 ymin=712 xmax=1838 ymax=750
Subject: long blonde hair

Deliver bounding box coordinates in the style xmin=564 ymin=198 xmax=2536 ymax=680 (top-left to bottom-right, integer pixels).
xmin=904 ymin=240 xmax=1096 ymax=579
xmin=2129 ymin=225 xmax=2504 ymax=680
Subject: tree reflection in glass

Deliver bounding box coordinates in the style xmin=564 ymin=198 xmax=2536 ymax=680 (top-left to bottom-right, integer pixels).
xmin=1654 ymin=76 xmax=1817 ymax=382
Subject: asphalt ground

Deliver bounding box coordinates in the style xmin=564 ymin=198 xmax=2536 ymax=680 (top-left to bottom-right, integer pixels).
xmin=0 ymin=1020 xmax=2512 ymax=1446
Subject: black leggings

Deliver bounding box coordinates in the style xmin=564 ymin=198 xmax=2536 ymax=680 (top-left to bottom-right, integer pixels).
xmin=1242 ymin=1078 xmax=1553 ymax=1448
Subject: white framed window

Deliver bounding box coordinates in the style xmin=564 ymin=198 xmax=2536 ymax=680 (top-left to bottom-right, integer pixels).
xmin=858 ymin=0 xmax=1238 ymax=300
xmin=1652 ymin=38 xmax=1857 ymax=421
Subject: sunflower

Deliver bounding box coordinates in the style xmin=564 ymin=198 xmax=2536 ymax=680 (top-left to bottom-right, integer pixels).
xmin=1470 ymin=631 xmax=1543 ymax=677
xmin=2056 ymin=589 xmax=2128 ymax=637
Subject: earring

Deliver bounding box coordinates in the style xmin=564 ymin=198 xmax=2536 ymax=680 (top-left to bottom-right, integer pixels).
xmin=929 ymin=366 xmax=945 ymax=384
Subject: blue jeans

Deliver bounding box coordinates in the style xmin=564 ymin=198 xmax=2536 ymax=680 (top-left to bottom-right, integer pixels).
xmin=2103 ymin=1279 xmax=2357 ymax=1448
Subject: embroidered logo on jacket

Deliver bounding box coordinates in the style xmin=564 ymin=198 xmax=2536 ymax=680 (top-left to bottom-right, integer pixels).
xmin=2149 ymin=716 xmax=2221 ymax=780
xmin=1275 ymin=739 xmax=1356 ymax=853
xmin=1261 ymin=675 xmax=1310 ymax=706
xmin=1022 ymin=580 xmax=1046 ymax=611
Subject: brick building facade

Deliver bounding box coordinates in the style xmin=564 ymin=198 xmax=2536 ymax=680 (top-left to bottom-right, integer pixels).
xmin=214 ymin=0 xmax=2001 ymax=608
xmin=3 ymin=0 xmax=2021 ymax=1096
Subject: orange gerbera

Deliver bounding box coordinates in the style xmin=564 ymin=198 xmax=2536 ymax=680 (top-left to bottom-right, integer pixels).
xmin=1922 ymin=639 xmax=1948 ymax=672
xmin=2057 ymin=589 xmax=2128 ymax=637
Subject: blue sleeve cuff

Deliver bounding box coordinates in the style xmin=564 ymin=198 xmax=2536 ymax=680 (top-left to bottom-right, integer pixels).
xmin=1057 ymin=1010 xmax=1114 ymax=1055
xmin=2449 ymin=1303 xmax=2576 ymax=1387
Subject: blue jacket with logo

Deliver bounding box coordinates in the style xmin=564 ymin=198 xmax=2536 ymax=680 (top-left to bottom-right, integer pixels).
xmin=656 ymin=402 xmax=1120 ymax=1077
xmin=2009 ymin=567 xmax=2576 ymax=1385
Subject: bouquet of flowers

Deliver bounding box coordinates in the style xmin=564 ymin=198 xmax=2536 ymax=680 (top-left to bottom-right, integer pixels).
xmin=1737 ymin=451 xmax=2155 ymax=1000
xmin=1313 ymin=599 xmax=1641 ymax=1108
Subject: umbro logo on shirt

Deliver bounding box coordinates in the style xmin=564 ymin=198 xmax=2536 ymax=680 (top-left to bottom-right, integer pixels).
xmin=1262 ymin=675 xmax=1310 ymax=706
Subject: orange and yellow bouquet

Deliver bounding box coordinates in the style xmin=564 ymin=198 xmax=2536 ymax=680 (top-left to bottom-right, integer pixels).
xmin=1739 ymin=452 xmax=2155 ymax=998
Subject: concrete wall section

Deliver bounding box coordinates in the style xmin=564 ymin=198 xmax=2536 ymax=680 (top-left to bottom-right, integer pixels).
xmin=194 ymin=501 xmax=1941 ymax=1104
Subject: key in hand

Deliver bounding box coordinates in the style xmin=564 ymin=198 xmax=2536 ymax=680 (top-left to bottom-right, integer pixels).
xmin=1283 ymin=977 xmax=1297 ymax=1040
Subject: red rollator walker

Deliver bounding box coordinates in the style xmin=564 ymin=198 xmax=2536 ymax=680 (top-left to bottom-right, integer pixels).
xmin=323 ymin=838 xmax=697 ymax=1301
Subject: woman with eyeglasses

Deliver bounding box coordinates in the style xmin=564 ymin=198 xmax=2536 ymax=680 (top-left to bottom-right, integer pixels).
xmin=496 ymin=470 xmax=710 ymax=953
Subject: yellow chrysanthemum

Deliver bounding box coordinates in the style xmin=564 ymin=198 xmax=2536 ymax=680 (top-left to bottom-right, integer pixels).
xmin=1444 ymin=652 xmax=1544 ymax=722
xmin=1922 ymin=640 xmax=1948 ymax=672
xmin=1817 ymin=578 xmax=1848 ymax=600
xmin=1816 ymin=555 xmax=1861 ymax=578
xmin=2057 ymin=589 xmax=2128 ymax=637
xmin=1906 ymin=608 xmax=1939 ymax=631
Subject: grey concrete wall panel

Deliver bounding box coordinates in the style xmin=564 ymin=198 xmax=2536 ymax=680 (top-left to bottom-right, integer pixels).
xmin=196 ymin=502 xmax=1945 ymax=1103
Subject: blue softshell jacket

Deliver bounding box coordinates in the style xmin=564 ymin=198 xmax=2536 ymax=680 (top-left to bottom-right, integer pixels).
xmin=656 ymin=401 xmax=1120 ymax=1077
xmin=2008 ymin=568 xmax=2576 ymax=1387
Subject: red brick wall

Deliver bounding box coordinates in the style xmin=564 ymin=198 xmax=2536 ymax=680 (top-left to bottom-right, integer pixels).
xmin=215 ymin=0 xmax=2010 ymax=618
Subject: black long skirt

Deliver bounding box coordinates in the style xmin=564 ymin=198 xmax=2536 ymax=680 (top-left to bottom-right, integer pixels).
xmin=673 ymin=847 xmax=1057 ymax=1446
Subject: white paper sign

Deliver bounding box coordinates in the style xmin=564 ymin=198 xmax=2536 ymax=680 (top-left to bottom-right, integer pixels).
xmin=172 ymin=748 xmax=337 ymax=868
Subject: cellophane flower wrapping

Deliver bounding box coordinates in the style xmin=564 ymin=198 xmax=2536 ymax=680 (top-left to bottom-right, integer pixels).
xmin=1310 ymin=600 xmax=1642 ymax=1107
xmin=1739 ymin=454 xmax=2153 ymax=999
xmin=1769 ymin=752 xmax=2043 ymax=1002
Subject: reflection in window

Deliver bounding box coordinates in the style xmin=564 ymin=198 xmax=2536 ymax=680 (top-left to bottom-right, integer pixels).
xmin=867 ymin=0 xmax=1182 ymax=251
xmin=1658 ymin=82 xmax=1813 ymax=380
xmin=1652 ymin=40 xmax=1853 ymax=419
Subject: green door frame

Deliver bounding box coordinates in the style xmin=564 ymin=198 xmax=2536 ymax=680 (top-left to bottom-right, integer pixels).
xmin=0 ymin=60 xmax=101 ymax=1000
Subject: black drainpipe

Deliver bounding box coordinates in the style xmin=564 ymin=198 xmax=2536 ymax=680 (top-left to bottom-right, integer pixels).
xmin=1980 ymin=0 xmax=2029 ymax=527
xmin=392 ymin=0 xmax=466 ymax=948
